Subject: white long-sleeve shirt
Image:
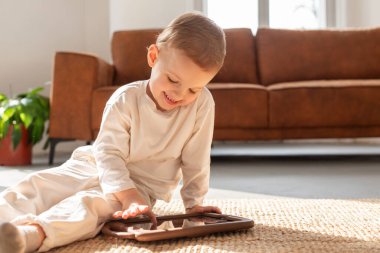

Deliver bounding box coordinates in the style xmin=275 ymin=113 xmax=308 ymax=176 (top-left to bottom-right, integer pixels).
xmin=92 ymin=80 xmax=215 ymax=208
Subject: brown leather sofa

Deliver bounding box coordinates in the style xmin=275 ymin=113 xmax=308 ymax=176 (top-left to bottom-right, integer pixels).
xmin=49 ymin=27 xmax=380 ymax=164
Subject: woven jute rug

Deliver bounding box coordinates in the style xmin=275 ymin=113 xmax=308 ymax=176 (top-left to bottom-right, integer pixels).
xmin=49 ymin=198 xmax=380 ymax=253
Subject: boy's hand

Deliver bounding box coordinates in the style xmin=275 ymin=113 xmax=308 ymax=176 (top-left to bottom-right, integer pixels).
xmin=186 ymin=205 xmax=222 ymax=214
xmin=112 ymin=203 xmax=154 ymax=219
xmin=112 ymin=203 xmax=157 ymax=229
xmin=112 ymin=188 xmax=157 ymax=229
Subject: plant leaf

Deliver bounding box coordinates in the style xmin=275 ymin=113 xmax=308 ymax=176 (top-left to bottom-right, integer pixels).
xmin=0 ymin=93 xmax=7 ymax=103
xmin=29 ymin=86 xmax=44 ymax=95
xmin=20 ymin=97 xmax=34 ymax=107
xmin=20 ymin=112 xmax=33 ymax=128
xmin=31 ymin=118 xmax=44 ymax=144
xmin=0 ymin=119 xmax=10 ymax=139
xmin=16 ymin=93 xmax=28 ymax=99
xmin=11 ymin=124 xmax=22 ymax=149
xmin=0 ymin=86 xmax=49 ymax=146
xmin=2 ymin=107 xmax=16 ymax=122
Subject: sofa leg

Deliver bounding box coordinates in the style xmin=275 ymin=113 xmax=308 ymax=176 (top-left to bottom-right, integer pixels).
xmin=48 ymin=138 xmax=74 ymax=165
xmin=49 ymin=138 xmax=59 ymax=165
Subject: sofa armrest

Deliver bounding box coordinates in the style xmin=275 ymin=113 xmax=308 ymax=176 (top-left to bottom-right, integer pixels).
xmin=49 ymin=52 xmax=114 ymax=141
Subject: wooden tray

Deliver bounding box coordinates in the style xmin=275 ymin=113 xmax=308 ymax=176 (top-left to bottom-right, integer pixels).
xmin=102 ymin=212 xmax=254 ymax=241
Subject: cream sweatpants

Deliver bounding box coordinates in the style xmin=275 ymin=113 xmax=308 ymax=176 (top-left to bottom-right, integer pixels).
xmin=0 ymin=151 xmax=154 ymax=252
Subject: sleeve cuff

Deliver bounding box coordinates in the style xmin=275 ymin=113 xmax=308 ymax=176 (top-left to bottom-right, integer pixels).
xmin=183 ymin=198 xmax=204 ymax=209
xmin=100 ymin=181 xmax=136 ymax=195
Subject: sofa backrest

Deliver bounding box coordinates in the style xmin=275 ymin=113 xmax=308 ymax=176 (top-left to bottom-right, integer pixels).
xmin=212 ymin=28 xmax=259 ymax=84
xmin=112 ymin=28 xmax=259 ymax=86
xmin=112 ymin=29 xmax=161 ymax=85
xmin=256 ymin=27 xmax=380 ymax=85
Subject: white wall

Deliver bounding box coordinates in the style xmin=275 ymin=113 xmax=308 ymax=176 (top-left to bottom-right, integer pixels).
xmin=0 ymin=0 xmax=110 ymax=97
xmin=1 ymin=0 xmax=78 ymax=96
xmin=84 ymin=0 xmax=110 ymax=61
xmin=350 ymin=0 xmax=380 ymax=27
xmin=336 ymin=0 xmax=380 ymax=27
xmin=109 ymin=0 xmax=196 ymax=33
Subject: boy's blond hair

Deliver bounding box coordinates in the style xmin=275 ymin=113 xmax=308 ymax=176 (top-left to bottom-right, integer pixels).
xmin=157 ymin=12 xmax=226 ymax=71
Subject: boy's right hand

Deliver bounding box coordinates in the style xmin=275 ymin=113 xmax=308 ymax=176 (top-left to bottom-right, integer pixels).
xmin=112 ymin=203 xmax=157 ymax=227
xmin=112 ymin=188 xmax=157 ymax=229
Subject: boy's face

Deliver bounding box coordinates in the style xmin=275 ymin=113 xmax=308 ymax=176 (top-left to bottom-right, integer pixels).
xmin=146 ymin=44 xmax=217 ymax=111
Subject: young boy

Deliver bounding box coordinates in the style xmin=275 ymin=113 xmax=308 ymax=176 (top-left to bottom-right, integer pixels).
xmin=0 ymin=12 xmax=226 ymax=253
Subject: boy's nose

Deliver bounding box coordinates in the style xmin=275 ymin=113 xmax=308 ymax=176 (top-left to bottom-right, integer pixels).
xmin=174 ymin=89 xmax=187 ymax=99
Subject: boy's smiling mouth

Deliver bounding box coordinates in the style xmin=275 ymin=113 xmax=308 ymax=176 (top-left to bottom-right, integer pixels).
xmin=163 ymin=91 xmax=178 ymax=105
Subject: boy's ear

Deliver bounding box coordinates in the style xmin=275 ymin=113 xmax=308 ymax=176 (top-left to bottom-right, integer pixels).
xmin=147 ymin=44 xmax=159 ymax=67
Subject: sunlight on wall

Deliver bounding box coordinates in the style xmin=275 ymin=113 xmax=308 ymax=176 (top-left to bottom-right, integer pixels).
xmin=207 ymin=0 xmax=258 ymax=30
xmin=206 ymin=0 xmax=326 ymax=30
xmin=270 ymin=0 xmax=325 ymax=29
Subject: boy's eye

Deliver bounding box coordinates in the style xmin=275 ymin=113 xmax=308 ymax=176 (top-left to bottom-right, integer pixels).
xmin=167 ymin=76 xmax=179 ymax=83
xmin=189 ymin=89 xmax=198 ymax=94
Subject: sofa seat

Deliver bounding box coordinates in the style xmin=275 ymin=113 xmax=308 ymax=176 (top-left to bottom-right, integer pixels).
xmin=269 ymin=79 xmax=380 ymax=128
xmin=208 ymin=83 xmax=268 ymax=128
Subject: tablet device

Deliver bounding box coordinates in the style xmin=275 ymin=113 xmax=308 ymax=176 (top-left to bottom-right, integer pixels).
xmin=102 ymin=213 xmax=254 ymax=241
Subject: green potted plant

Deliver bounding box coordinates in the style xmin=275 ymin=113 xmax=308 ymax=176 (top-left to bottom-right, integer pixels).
xmin=0 ymin=87 xmax=50 ymax=166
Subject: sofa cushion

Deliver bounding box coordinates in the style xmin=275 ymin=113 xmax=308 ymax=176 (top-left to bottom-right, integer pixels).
xmin=212 ymin=28 xmax=259 ymax=84
xmin=112 ymin=29 xmax=162 ymax=86
xmin=269 ymin=79 xmax=380 ymax=128
xmin=91 ymin=86 xmax=120 ymax=134
xmin=208 ymin=83 xmax=268 ymax=128
xmin=256 ymin=27 xmax=380 ymax=85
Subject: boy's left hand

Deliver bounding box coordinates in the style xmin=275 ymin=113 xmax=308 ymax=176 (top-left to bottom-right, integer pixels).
xmin=186 ymin=205 xmax=222 ymax=214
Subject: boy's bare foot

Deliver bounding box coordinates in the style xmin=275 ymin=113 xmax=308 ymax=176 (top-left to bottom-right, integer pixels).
xmin=0 ymin=222 xmax=45 ymax=253
xmin=0 ymin=222 xmax=26 ymax=253
xmin=18 ymin=224 xmax=45 ymax=253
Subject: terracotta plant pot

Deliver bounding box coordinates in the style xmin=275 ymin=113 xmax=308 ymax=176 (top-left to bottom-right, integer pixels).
xmin=0 ymin=126 xmax=32 ymax=166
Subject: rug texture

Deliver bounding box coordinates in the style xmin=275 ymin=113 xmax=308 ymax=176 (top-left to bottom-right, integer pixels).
xmin=48 ymin=198 xmax=380 ymax=253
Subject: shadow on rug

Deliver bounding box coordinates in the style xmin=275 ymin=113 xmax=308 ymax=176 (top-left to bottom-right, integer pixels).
xmin=48 ymin=198 xmax=380 ymax=253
